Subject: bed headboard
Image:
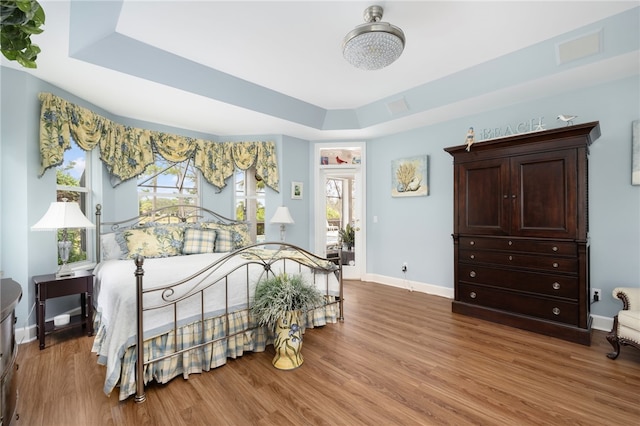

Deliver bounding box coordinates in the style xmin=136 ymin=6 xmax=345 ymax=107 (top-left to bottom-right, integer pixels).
xmin=95 ymin=204 xmax=250 ymax=262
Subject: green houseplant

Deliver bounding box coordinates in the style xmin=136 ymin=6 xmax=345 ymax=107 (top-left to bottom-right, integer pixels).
xmin=252 ymin=273 xmax=324 ymax=369
xmin=338 ymin=223 xmax=359 ymax=250
xmin=1 ymin=0 xmax=46 ymax=68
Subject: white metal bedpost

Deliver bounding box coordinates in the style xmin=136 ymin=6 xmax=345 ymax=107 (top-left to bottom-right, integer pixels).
xmin=134 ymin=255 xmax=147 ymax=403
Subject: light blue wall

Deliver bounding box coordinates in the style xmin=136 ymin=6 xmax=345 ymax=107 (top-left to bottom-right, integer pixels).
xmin=365 ymin=75 xmax=640 ymax=319
xmin=280 ymin=135 xmax=310 ymax=247
xmin=366 ymin=122 xmax=454 ymax=290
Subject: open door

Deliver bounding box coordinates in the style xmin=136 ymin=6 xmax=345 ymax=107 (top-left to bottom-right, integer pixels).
xmin=315 ymin=144 xmax=365 ymax=280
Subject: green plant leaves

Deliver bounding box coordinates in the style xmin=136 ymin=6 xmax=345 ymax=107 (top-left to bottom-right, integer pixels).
xmin=251 ymin=273 xmax=324 ymax=329
xmin=1 ymin=0 xmax=45 ymax=68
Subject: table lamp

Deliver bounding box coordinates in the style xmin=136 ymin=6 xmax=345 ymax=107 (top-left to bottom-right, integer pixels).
xmin=31 ymin=199 xmax=95 ymax=278
xmin=270 ymin=206 xmax=294 ymax=242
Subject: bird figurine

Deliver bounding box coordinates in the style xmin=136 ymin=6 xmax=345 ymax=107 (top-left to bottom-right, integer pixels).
xmin=336 ymin=156 xmax=348 ymax=164
xmin=557 ymin=114 xmax=577 ymax=126
xmin=465 ymin=127 xmax=475 ymax=152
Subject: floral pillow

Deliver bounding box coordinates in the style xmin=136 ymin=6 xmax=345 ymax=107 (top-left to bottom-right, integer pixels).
xmin=123 ymin=225 xmax=184 ymax=259
xmin=182 ymin=228 xmax=216 ymax=255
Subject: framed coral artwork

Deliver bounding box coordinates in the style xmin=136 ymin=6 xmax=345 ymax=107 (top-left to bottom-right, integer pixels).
xmin=633 ymin=120 xmax=640 ymax=185
xmin=391 ymin=155 xmax=429 ymax=197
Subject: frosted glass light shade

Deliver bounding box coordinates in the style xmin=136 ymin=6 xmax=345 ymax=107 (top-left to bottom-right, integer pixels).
xmin=343 ymin=5 xmax=405 ymax=70
xmin=343 ymin=24 xmax=405 ymax=70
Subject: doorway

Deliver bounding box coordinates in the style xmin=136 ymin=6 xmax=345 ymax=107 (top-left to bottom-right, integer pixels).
xmin=314 ymin=143 xmax=365 ymax=280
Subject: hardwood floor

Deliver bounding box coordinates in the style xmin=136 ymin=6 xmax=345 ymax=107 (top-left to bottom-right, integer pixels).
xmin=15 ymin=280 xmax=640 ymax=425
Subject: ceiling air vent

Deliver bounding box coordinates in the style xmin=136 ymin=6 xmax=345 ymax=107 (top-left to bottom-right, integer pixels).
xmin=386 ymin=97 xmax=409 ymax=116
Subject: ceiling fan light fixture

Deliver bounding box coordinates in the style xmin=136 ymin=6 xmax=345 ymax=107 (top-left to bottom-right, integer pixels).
xmin=343 ymin=5 xmax=405 ymax=71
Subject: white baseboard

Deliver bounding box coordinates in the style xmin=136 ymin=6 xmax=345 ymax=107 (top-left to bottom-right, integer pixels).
xmin=15 ymin=324 xmax=37 ymax=345
xmin=361 ymin=273 xmax=612 ymax=332
xmin=590 ymin=314 xmax=613 ymax=332
xmin=362 ymin=273 xmax=454 ymax=299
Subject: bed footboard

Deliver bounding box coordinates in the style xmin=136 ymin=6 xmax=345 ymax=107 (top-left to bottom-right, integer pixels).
xmin=131 ymin=242 xmax=343 ymax=403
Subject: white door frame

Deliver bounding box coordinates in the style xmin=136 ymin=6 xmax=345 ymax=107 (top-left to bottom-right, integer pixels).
xmin=314 ymin=142 xmax=366 ymax=280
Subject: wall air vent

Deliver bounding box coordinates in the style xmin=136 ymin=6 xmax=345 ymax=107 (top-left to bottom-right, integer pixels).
xmin=556 ymin=29 xmax=602 ymax=65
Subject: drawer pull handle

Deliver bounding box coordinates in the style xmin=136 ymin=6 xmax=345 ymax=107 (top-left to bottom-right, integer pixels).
xmin=470 ymin=292 xmax=477 ymax=299
xmin=469 ymin=241 xmax=475 ymax=246
xmin=552 ymin=282 xmax=561 ymax=290
xmin=508 ymin=256 xmax=513 ymax=261
xmin=508 ymin=240 xmax=513 ymax=246
xmin=552 ymin=307 xmax=560 ymax=316
xmin=469 ymin=271 xmax=476 ymax=278
xmin=470 ymin=254 xmax=475 ymax=259
xmin=552 ymin=246 xmax=558 ymax=252
xmin=553 ymin=262 xmax=559 ymax=268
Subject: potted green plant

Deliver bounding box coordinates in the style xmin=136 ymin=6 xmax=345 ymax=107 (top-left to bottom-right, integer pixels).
xmin=1 ymin=0 xmax=46 ymax=68
xmin=338 ymin=223 xmax=359 ymax=251
xmin=251 ymin=273 xmax=324 ymax=370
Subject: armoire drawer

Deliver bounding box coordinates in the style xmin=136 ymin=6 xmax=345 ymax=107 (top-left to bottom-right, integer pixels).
xmin=458 ymin=264 xmax=579 ymax=298
xmin=457 ymin=283 xmax=579 ymax=326
xmin=458 ymin=236 xmax=577 ymax=256
xmin=459 ymin=249 xmax=577 ymax=273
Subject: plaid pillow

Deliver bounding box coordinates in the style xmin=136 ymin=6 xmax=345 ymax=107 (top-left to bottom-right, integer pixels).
xmin=214 ymin=228 xmax=235 ymax=252
xmin=182 ymin=228 xmax=216 ymax=255
xmin=200 ymin=222 xmax=252 ymax=249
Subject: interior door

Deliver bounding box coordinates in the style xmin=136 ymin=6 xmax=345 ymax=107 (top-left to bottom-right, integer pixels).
xmin=320 ymin=168 xmax=362 ymax=279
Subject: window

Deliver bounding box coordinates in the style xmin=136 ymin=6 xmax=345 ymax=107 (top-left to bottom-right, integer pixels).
xmin=56 ymin=141 xmax=92 ymax=265
xmin=137 ymin=153 xmax=200 ymax=219
xmin=235 ymin=168 xmax=265 ymax=242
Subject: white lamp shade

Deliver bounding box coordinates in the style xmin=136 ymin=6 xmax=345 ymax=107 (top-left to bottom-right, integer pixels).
xmin=31 ymin=201 xmax=95 ymax=231
xmin=270 ymin=206 xmax=294 ymax=225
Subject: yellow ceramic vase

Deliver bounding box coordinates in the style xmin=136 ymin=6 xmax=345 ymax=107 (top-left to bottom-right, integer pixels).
xmin=272 ymin=310 xmax=303 ymax=370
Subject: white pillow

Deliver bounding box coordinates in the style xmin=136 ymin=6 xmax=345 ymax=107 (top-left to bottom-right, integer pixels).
xmin=101 ymin=233 xmax=123 ymax=260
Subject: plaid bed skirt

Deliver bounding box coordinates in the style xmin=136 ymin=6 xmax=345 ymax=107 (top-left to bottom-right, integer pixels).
xmin=93 ymin=297 xmax=339 ymax=400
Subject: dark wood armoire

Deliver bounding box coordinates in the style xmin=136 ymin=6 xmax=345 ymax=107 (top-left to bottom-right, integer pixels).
xmin=444 ymin=122 xmax=600 ymax=345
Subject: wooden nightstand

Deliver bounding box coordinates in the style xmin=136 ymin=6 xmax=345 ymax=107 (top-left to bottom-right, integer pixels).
xmin=33 ymin=270 xmax=94 ymax=350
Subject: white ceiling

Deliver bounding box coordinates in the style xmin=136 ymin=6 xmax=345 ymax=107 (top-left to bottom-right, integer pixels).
xmin=3 ymin=1 xmax=639 ymax=141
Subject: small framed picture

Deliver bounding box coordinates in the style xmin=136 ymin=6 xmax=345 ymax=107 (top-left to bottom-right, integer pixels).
xmin=291 ymin=181 xmax=303 ymax=199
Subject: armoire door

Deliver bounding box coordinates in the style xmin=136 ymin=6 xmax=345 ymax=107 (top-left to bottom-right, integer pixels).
xmin=456 ymin=157 xmax=510 ymax=235
xmin=510 ymin=149 xmax=577 ymax=238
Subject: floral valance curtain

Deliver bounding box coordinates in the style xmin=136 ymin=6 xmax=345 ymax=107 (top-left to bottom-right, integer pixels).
xmin=38 ymin=93 xmax=279 ymax=191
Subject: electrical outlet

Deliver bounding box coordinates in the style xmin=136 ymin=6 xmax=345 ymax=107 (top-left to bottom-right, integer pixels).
xmin=591 ymin=288 xmax=602 ymax=303
xmin=401 ymin=262 xmax=408 ymax=273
